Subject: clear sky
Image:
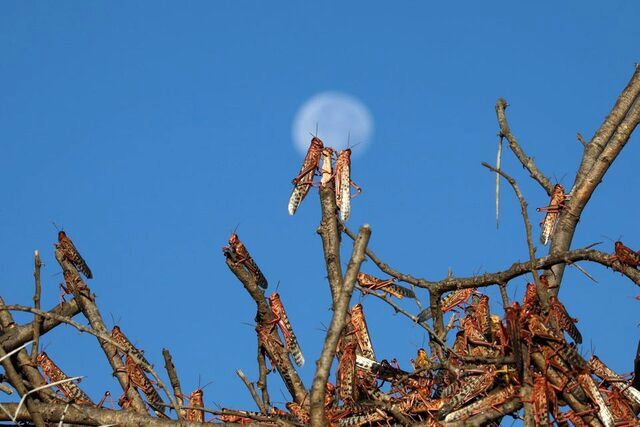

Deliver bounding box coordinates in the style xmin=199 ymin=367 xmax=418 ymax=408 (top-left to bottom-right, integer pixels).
xmin=1 ymin=1 xmax=639 ymax=418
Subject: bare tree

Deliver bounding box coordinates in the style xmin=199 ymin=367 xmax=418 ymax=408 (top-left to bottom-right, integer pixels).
xmin=1 ymin=66 xmax=639 ymax=426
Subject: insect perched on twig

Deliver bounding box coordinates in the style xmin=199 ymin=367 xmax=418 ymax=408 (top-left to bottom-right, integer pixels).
xmin=537 ymin=184 xmax=570 ymax=245
xmin=350 ymin=303 xmax=376 ymax=360
xmin=55 ymin=231 xmax=93 ymax=279
xmin=610 ymin=240 xmax=640 ymax=271
xmin=356 ymin=272 xmax=415 ymax=299
xmin=111 ymin=325 xmax=152 ymax=372
xmin=36 ymin=351 xmax=93 ymax=405
xmin=186 ymin=388 xmax=205 ymax=422
xmin=333 ymin=148 xmax=362 ymax=222
xmin=60 ymin=269 xmax=92 ymax=301
xmin=223 ymin=232 xmax=268 ymax=289
xmin=288 ymin=136 xmax=325 ymax=215
xmin=118 ymin=354 xmax=165 ymax=415
xmin=549 ymin=296 xmax=582 ymax=344
xmin=268 ymin=293 xmax=304 ymax=367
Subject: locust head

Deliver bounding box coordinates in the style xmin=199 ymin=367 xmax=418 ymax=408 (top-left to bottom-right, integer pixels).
xmin=310 ymin=137 xmax=324 ymax=150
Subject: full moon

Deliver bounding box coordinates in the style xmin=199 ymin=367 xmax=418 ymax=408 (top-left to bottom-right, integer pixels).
xmin=292 ymin=92 xmax=374 ymax=156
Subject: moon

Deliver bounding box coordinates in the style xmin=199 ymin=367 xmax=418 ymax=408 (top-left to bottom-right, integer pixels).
xmin=292 ymin=92 xmax=374 ymax=156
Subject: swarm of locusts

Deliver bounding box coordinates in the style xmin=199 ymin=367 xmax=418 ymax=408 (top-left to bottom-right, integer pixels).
xmin=2 ymin=88 xmax=640 ymax=427
xmin=8 ymin=225 xmax=637 ymax=426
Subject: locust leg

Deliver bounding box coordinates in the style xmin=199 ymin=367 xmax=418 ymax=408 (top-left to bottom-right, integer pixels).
xmin=291 ymin=164 xmax=318 ymax=185
xmin=349 ymin=179 xmax=363 ymax=199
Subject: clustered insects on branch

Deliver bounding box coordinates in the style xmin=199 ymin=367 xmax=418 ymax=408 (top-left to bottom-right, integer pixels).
xmin=1 ymin=67 xmax=640 ymax=426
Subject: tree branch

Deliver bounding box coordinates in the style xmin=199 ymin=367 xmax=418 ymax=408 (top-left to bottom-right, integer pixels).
xmin=0 ymin=344 xmax=46 ymax=427
xmin=343 ymin=224 xmax=424 ymax=287
xmin=317 ymin=181 xmax=345 ymax=304
xmin=54 ymin=249 xmax=149 ymax=414
xmin=482 ymin=162 xmax=548 ymax=310
xmin=0 ymin=298 xmax=80 ymax=352
xmin=0 ymin=303 xmax=179 ymax=417
xmin=162 ymin=348 xmax=185 ymax=420
xmin=309 ymin=224 xmax=371 ymax=427
xmin=224 ymin=258 xmax=307 ymax=404
xmin=495 ymin=98 xmax=554 ymax=195
xmin=31 ymin=250 xmax=42 ymax=364
xmin=549 ymin=66 xmax=640 ymax=293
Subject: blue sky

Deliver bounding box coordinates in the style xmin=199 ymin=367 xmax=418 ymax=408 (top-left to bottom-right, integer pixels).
xmin=1 ymin=1 xmax=639 ymax=418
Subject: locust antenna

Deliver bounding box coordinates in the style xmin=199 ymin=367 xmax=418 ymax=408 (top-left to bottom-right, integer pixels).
xmin=274 ymin=280 xmax=281 ymax=293
xmin=52 ymin=222 xmax=61 ymax=231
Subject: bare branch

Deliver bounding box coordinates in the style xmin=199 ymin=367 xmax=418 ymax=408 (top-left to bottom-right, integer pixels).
xmin=495 ymin=98 xmax=554 ymax=195
xmin=549 ymin=66 xmax=640 ymax=293
xmin=482 ymin=162 xmax=548 ymax=309
xmin=0 ymin=344 xmax=46 ymax=427
xmin=224 ymin=258 xmax=307 ymax=404
xmin=54 ymin=249 xmax=149 ymax=413
xmin=256 ymin=339 xmax=270 ymax=410
xmin=0 ymin=299 xmax=80 ymax=352
xmin=309 ymin=224 xmax=371 ymax=427
xmin=236 ymin=369 xmax=266 ymax=413
xmin=0 ymin=296 xmax=55 ymax=403
xmin=31 ymin=250 xmax=42 ymax=364
xmin=343 ymin=224 xmax=424 ymax=286
xmin=162 ymin=348 xmax=185 ymax=420
xmin=317 ymin=181 xmax=345 ymax=304
xmin=0 ymin=401 xmax=252 ymax=426
xmin=0 ymin=303 xmax=179 ymax=417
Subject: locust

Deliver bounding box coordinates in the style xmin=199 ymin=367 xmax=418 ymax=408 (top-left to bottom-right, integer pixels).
xmin=36 ymin=351 xmax=93 ymax=405
xmin=350 ymin=303 xmax=376 ymax=360
xmin=588 ymin=355 xmax=640 ymax=406
xmin=333 ymin=148 xmax=362 ymax=222
xmin=438 ymin=366 xmax=501 ymax=415
xmin=537 ymin=183 xmax=570 ymax=245
xmin=111 ymin=326 xmax=152 ymax=372
xmin=223 ymin=232 xmax=268 ymax=289
xmin=288 ymin=136 xmax=324 ymax=215
xmin=356 ymin=272 xmax=415 ymax=299
xmin=549 ymin=296 xmax=582 ymax=344
xmin=55 ymin=231 xmax=93 ymax=279
xmin=441 ymin=288 xmax=476 ymax=313
xmin=577 ymin=372 xmax=615 ymax=427
xmin=611 ymin=241 xmax=640 ymax=271
xmin=337 ymin=340 xmax=357 ymax=404
xmin=118 ymin=354 xmax=164 ymax=415
xmin=186 ymin=388 xmax=205 ymax=422
xmin=268 ymin=292 xmax=304 ymax=367
xmin=471 ymin=294 xmax=492 ymax=340
xmin=60 ymin=269 xmax=92 ymax=301
xmin=444 ymin=384 xmax=518 ymax=423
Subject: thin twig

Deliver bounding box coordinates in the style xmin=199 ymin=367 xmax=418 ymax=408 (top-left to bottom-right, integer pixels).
xmin=496 ymin=136 xmax=503 ymax=228
xmin=577 ymin=132 xmax=588 ymax=147
xmin=256 ymin=340 xmax=270 ymax=411
xmin=236 ymin=369 xmax=266 ymax=413
xmin=161 ymin=348 xmax=184 ymax=420
xmin=482 ymin=162 xmax=547 ymax=310
xmin=31 ymin=250 xmax=42 ymax=363
xmin=495 ymin=98 xmax=554 ymax=195
xmin=342 ymin=225 xmax=424 ymax=286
